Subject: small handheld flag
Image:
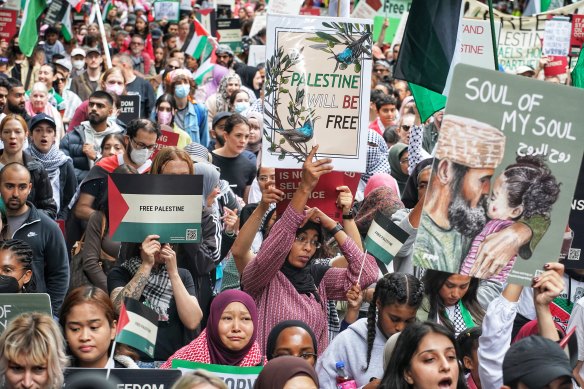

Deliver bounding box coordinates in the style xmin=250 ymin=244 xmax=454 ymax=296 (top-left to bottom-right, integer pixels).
xmin=364 ymin=212 xmax=410 ymax=265
xmin=116 ymin=298 xmax=159 ymax=358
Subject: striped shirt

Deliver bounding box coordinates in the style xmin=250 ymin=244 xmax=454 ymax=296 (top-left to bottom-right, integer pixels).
xmin=242 ymin=205 xmax=378 ymax=355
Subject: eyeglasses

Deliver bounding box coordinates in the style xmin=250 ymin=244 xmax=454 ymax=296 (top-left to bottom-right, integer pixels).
xmin=55 ymin=77 xmax=66 ymax=83
xmin=258 ymin=175 xmax=276 ymax=183
xmin=295 ymin=236 xmax=321 ymax=249
xmin=273 ymin=352 xmax=317 ymax=361
xmin=401 ymin=125 xmax=412 ymax=132
xmin=131 ymin=138 xmax=157 ymax=151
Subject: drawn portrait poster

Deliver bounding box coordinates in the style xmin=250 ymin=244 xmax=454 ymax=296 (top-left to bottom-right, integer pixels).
xmin=413 ymin=64 xmax=584 ymax=286
xmin=262 ymin=15 xmax=372 ymax=172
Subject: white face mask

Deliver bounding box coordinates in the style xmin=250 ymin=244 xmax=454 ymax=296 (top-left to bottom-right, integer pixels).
xmin=106 ymin=84 xmax=124 ymax=96
xmin=72 ymin=60 xmax=85 ymax=70
xmin=130 ymin=147 xmax=152 ymax=165
xmin=234 ymin=102 xmax=250 ymax=113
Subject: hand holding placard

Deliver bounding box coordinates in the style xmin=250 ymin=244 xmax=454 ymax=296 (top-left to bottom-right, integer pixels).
xmin=140 ymin=235 xmax=161 ymax=268
xmin=336 ymin=185 xmax=354 ymax=215
xmin=300 ymin=145 xmax=334 ymax=192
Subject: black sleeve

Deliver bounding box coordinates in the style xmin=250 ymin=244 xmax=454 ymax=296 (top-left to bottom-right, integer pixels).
xmin=107 ymin=266 xmax=132 ymax=294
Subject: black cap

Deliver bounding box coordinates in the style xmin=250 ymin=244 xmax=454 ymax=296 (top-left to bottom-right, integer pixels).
xmin=29 ymin=113 xmax=57 ymax=131
xmin=85 ymin=46 xmax=102 ymax=56
xmin=212 ymin=112 xmax=232 ymax=128
xmin=503 ymin=336 xmax=573 ymax=387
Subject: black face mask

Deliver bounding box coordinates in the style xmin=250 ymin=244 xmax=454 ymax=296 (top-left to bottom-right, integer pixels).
xmin=0 ymin=274 xmax=20 ymax=293
xmin=13 ymin=45 xmax=21 ymax=55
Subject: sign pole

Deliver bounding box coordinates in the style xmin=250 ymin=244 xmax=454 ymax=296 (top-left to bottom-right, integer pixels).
xmin=94 ymin=0 xmax=113 ymax=69
xmin=357 ymin=249 xmax=368 ymax=286
xmin=487 ymin=0 xmax=499 ymax=70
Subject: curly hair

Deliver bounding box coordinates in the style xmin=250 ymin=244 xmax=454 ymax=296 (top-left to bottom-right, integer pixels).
xmin=364 ymin=273 xmax=424 ymax=370
xmin=0 ymin=239 xmax=35 ymax=292
xmin=502 ymin=155 xmax=561 ymax=219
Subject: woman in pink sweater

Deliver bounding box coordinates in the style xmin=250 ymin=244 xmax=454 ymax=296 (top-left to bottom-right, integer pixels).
xmin=242 ymin=146 xmax=378 ymax=354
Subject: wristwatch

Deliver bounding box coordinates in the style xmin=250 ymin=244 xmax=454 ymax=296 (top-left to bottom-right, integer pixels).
xmin=327 ymin=223 xmax=344 ymax=236
xmin=342 ymin=210 xmax=354 ymax=220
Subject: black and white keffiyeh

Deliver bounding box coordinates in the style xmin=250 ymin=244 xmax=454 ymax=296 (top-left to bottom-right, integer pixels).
xmin=362 ymin=130 xmax=390 ymax=183
xmin=121 ymin=257 xmax=173 ymax=322
xmin=27 ymin=144 xmax=70 ymax=176
xmin=445 ymin=303 xmax=466 ymax=336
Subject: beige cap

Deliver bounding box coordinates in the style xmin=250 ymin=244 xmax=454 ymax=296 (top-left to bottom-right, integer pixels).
xmin=435 ymin=114 xmax=506 ymax=169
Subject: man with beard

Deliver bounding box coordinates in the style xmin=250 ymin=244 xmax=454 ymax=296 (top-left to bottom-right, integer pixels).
xmin=0 ymin=162 xmax=68 ymax=316
xmin=216 ymin=45 xmax=235 ymax=69
xmin=4 ymin=78 xmax=30 ymax=122
xmin=414 ymin=115 xmax=539 ymax=274
xmin=60 ymin=91 xmax=123 ymax=182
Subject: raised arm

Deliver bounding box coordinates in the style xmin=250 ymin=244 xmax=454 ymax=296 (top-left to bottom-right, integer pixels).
xmin=242 ymin=146 xmax=333 ymax=295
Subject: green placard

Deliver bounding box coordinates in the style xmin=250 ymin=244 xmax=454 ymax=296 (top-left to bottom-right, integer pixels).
xmin=0 ymin=294 xmax=52 ymax=334
xmin=172 ymin=360 xmax=262 ymax=386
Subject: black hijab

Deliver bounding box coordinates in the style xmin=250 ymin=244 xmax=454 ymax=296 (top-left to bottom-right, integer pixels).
xmin=281 ymin=221 xmax=329 ymax=303
xmin=235 ymin=64 xmax=260 ymax=98
xmin=401 ymin=158 xmax=433 ymax=208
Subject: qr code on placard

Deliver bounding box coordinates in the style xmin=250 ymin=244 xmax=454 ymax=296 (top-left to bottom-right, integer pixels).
xmin=569 ymin=248 xmax=581 ymax=261
xmin=186 ymin=229 xmax=198 ymax=241
xmin=534 ymin=269 xmax=545 ymax=277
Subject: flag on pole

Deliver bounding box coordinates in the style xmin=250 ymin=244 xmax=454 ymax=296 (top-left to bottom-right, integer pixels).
xmin=102 ymin=0 xmax=113 ymax=21
xmin=409 ymin=82 xmax=447 ymax=122
xmin=364 ymin=212 xmax=409 ymax=265
xmin=116 ymin=298 xmax=159 ymax=358
xmin=182 ymin=20 xmax=210 ymax=60
xmin=66 ymin=0 xmax=85 ymax=12
xmin=194 ymin=58 xmax=215 ymax=85
xmin=60 ymin=5 xmax=73 ymax=42
xmin=19 ymin=0 xmax=47 ymax=57
xmin=393 ymin=0 xmax=463 ymax=96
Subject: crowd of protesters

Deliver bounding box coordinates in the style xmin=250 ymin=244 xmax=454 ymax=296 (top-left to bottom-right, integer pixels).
xmin=0 ymin=0 xmax=581 ymax=388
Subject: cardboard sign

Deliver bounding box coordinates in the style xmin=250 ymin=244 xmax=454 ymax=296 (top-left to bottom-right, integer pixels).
xmin=275 ymin=169 xmax=361 ymax=221
xmin=267 ymin=0 xmax=303 ymax=15
xmin=249 ymin=14 xmax=267 ymax=39
xmin=0 ymin=294 xmax=51 ymax=334
xmin=247 ymin=45 xmax=266 ymax=66
xmin=155 ymin=0 xmax=181 ymax=22
xmin=172 ymin=360 xmax=262 ymax=386
xmin=117 ymin=95 xmax=141 ymax=125
xmin=108 ymin=174 xmax=204 ymax=243
xmin=460 ymin=19 xmax=501 ymax=68
xmin=64 ymin=368 xmax=182 ymax=386
xmin=543 ymin=17 xmax=572 ymax=56
xmin=543 ymin=55 xmax=569 ymax=77
xmin=44 ymin=0 xmax=68 ymax=26
xmin=217 ymin=18 xmax=242 ymax=54
xmin=565 ymin=158 xmax=584 ymax=268
xmin=152 ymin=130 xmax=180 ymax=158
xmin=262 ymin=15 xmax=372 ymax=172
xmin=413 ymin=63 xmax=584 ymax=286
xmin=0 ymin=9 xmax=17 ymax=42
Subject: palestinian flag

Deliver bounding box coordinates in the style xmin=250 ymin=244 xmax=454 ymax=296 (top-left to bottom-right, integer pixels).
xmin=66 ymin=0 xmax=85 ymax=12
xmin=393 ymin=0 xmax=464 ymax=120
xmin=194 ymin=57 xmax=215 ymax=85
xmin=60 ymin=5 xmax=73 ymax=42
xmin=182 ymin=20 xmax=210 ymax=60
xmin=19 ymin=0 xmax=47 ymax=57
xmin=364 ymin=212 xmax=409 ymax=265
xmin=116 ymin=298 xmax=159 ymax=358
xmin=102 ymin=0 xmax=114 ymax=21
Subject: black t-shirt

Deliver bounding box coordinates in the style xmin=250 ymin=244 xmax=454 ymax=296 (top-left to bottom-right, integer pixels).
xmin=211 ymin=152 xmax=256 ymax=198
xmin=126 ymin=77 xmax=155 ymax=119
xmin=107 ymin=266 xmax=197 ymax=361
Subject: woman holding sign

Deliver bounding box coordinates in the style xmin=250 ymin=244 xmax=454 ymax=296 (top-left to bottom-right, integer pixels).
xmin=242 ymin=146 xmax=378 ymax=354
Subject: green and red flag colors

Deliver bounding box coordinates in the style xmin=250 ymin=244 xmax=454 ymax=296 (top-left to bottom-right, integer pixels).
xmin=117 ymin=298 xmax=159 ymax=358
xmin=19 ymin=0 xmax=47 ymax=57
xmin=364 ymin=212 xmax=409 ymax=265
xmin=183 ymin=19 xmax=210 ymax=59
xmin=107 ymin=173 xmax=203 ymax=243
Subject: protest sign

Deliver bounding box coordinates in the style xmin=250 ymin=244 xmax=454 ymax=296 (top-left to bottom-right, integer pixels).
xmin=460 ymin=19 xmax=500 ymax=68
xmin=262 ymin=15 xmax=372 ymax=172
xmin=181 ymin=0 xmax=192 ymax=10
xmin=116 ymin=298 xmax=159 ymax=358
xmin=543 ymin=17 xmax=572 ymax=56
xmin=565 ymin=159 xmax=584 ymax=269
xmin=496 ymin=16 xmax=544 ymax=72
xmin=364 ymin=212 xmax=409 ymax=265
xmin=267 ymin=0 xmax=303 ymax=15
xmin=64 ymin=368 xmax=182 ymax=386
xmin=155 ymin=0 xmax=180 ymax=22
xmin=1 ymin=0 xmax=20 ymax=11
xmin=249 ymin=14 xmax=267 ymax=40
xmin=117 ymin=95 xmax=141 ymax=125
xmin=571 ymin=15 xmax=584 ymax=55
xmin=0 ymin=9 xmax=17 ymax=42
xmin=543 ymin=55 xmax=569 ymax=77
xmin=275 ymin=169 xmax=361 ymax=221
xmin=172 ymin=360 xmax=262 ymax=387
xmin=0 ymin=294 xmax=51 ymax=334
xmin=197 ymin=8 xmax=218 ymax=38
xmin=217 ymin=18 xmax=242 ymax=54
xmin=248 ymin=45 xmax=266 ymax=66
xmin=300 ymin=7 xmax=321 ymax=15
xmin=152 ymin=130 xmax=180 ymax=159
xmin=413 ymin=64 xmax=584 ymax=286
xmin=108 ymin=173 xmax=203 ymax=243
xmin=44 ymin=0 xmax=67 ymax=26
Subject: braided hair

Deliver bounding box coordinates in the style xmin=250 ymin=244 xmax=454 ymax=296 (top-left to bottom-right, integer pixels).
xmin=363 ymin=273 xmax=424 ymax=370
xmin=0 ymin=239 xmax=34 ymax=292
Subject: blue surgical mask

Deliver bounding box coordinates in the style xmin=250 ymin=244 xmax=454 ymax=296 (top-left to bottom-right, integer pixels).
xmin=234 ymin=102 xmax=250 ymax=113
xmin=175 ymin=84 xmax=190 ymax=99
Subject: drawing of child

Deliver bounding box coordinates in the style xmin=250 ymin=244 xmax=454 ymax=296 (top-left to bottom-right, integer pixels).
xmin=460 ymin=155 xmax=561 ymax=282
